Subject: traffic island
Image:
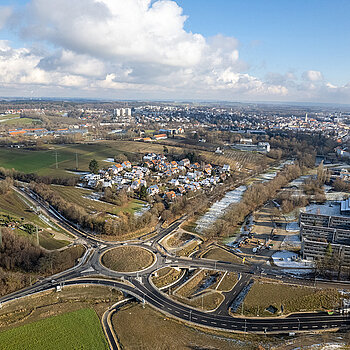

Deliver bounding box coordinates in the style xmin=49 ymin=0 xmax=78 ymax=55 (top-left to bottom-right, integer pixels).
xmin=101 ymin=246 xmax=155 ymax=273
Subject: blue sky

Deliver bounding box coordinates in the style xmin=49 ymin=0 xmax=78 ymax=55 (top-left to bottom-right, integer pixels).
xmin=0 ymin=0 xmax=349 ymax=102
xmin=177 ymin=0 xmax=350 ymax=85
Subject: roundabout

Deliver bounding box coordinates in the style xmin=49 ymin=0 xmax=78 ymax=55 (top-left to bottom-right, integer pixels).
xmin=101 ymin=245 xmax=156 ymax=273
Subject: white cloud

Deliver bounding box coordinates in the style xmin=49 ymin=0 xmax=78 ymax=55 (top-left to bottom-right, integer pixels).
xmin=0 ymin=0 xmax=347 ymax=102
xmin=25 ymin=0 xmax=206 ymax=67
xmin=302 ymin=70 xmax=323 ymax=82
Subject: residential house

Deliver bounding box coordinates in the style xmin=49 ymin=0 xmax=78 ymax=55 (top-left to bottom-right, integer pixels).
xmin=122 ymin=160 xmax=132 ymax=169
xmin=165 ymin=191 xmax=176 ymax=201
xmin=147 ymin=184 xmax=160 ymax=196
xmin=222 ymin=164 xmax=231 ymax=172
xmin=179 ymin=158 xmax=190 ymax=167
xmin=110 ymin=164 xmax=123 ymax=174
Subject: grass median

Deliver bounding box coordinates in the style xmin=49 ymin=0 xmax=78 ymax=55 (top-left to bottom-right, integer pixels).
xmin=151 ymin=267 xmax=183 ymax=288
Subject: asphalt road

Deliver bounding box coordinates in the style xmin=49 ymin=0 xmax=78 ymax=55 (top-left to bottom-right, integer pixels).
xmin=1 ymin=185 xmax=350 ymax=348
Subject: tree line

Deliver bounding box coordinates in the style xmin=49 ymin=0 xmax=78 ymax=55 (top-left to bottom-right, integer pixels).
xmin=0 ymin=228 xmax=84 ymax=296
xmin=0 ymin=167 xmax=78 ymax=186
xmin=206 ymin=164 xmax=302 ymax=238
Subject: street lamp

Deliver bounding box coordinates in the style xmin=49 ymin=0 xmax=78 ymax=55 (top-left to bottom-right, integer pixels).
xmin=298 ymin=318 xmax=300 ymax=332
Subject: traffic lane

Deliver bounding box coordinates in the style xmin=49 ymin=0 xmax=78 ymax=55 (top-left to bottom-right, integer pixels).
xmin=4 ymin=278 xmax=347 ymax=334
xmin=133 ymin=279 xmax=350 ymax=332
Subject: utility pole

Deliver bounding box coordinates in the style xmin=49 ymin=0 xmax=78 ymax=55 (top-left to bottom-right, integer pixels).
xmin=75 ymin=152 xmax=79 ymax=170
xmin=36 ymin=225 xmax=39 ymax=246
xmin=54 ymin=151 xmax=59 ymax=169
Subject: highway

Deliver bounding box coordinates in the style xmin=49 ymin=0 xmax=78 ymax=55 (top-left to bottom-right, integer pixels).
xmin=1 ymin=186 xmax=350 ymax=349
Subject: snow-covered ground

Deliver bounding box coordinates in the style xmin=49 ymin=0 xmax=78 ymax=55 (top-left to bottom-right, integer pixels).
xmin=288 ymin=175 xmax=311 ymax=188
xmin=195 ymin=185 xmax=246 ymax=233
xmin=286 ymin=222 xmax=300 ymax=232
xmin=196 ymin=159 xmax=294 ymax=234
xmin=134 ymin=204 xmax=150 ymax=217
xmin=272 ymin=250 xmax=314 ymax=269
xmin=303 ymin=203 xmax=341 ymax=216
xmin=281 ymin=234 xmax=301 ymax=249
xmin=65 ymin=170 xmax=90 ymax=175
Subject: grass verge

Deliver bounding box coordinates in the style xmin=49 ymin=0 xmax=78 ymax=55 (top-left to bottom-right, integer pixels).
xmin=239 ymin=280 xmax=342 ymax=317
xmin=112 ymin=303 xmax=283 ymax=350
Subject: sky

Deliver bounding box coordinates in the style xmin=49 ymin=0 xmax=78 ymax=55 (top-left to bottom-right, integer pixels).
xmin=0 ymin=0 xmax=349 ymax=103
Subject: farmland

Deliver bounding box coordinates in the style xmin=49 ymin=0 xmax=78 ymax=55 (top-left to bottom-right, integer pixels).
xmin=0 ymin=139 xmax=268 ymax=179
xmin=102 ymin=246 xmax=155 ymax=272
xmin=0 ymin=141 xmax=180 ymax=178
xmin=0 ymin=308 xmax=108 ymax=350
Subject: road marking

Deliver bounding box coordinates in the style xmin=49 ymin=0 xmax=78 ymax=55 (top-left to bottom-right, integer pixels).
xmin=192 ymin=317 xmax=198 ymax=320
xmin=174 ymin=310 xmax=180 ymax=314
xmin=202 ymin=319 xmax=208 ymax=323
xmin=312 ymin=325 xmax=318 ymax=328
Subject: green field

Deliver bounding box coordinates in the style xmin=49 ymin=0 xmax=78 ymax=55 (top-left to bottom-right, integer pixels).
xmin=39 ymin=231 xmax=70 ymax=250
xmin=0 ymin=140 xmax=181 ymax=178
xmin=5 ymin=117 xmax=42 ymax=126
xmin=0 ymin=143 xmax=119 ymax=177
xmin=51 ymin=185 xmax=145 ymax=215
xmin=0 ymin=308 xmax=108 ymax=350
